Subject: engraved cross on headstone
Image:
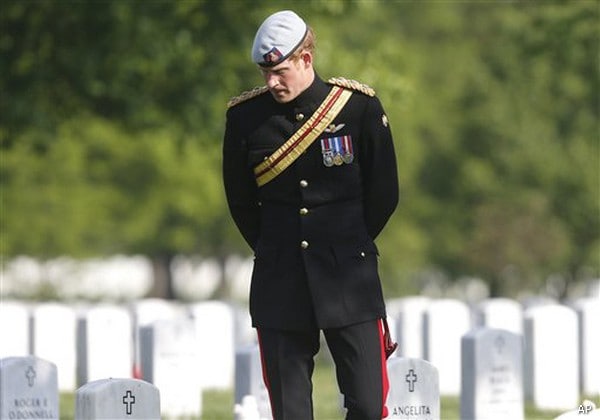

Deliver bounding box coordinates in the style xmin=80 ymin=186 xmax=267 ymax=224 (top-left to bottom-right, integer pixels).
xmin=405 ymin=368 xmax=418 ymax=392
xmin=25 ymin=366 xmax=36 ymax=387
xmin=122 ymin=390 xmax=136 ymax=415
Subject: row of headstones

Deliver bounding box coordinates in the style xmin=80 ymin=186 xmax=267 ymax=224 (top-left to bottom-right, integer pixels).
xmin=1 ymin=356 xmax=161 ymax=419
xmin=0 ymin=300 xmax=246 ymax=418
xmin=0 ymin=340 xmax=527 ymax=420
xmin=1 ymin=296 xmax=598 ymax=412
xmin=6 ymin=324 xmax=594 ymax=420
xmin=0 ymin=299 xmax=247 ymax=391
xmin=235 ymin=327 xmax=598 ymax=420
xmin=385 ymin=295 xmax=600 ymax=408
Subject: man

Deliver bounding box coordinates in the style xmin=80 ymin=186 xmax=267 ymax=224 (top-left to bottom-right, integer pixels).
xmin=223 ymin=10 xmax=399 ymax=420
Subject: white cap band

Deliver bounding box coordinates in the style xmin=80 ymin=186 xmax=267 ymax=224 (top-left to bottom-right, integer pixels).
xmin=251 ymin=10 xmax=308 ymax=67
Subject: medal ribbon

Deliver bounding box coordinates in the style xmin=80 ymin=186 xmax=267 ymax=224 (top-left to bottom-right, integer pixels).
xmin=332 ymin=137 xmax=342 ymax=156
xmin=343 ymin=135 xmax=353 ymax=154
xmin=254 ymin=86 xmax=353 ymax=187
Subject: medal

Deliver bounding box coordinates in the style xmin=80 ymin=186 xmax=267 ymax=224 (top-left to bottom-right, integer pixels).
xmin=320 ymin=138 xmax=334 ymax=167
xmin=332 ymin=137 xmax=343 ymax=165
xmin=323 ymin=153 xmax=334 ymax=167
xmin=320 ymin=135 xmax=354 ymax=167
xmin=341 ymin=135 xmax=354 ymax=164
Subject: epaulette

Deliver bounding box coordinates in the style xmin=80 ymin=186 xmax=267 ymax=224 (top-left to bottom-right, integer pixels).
xmin=227 ymin=86 xmax=269 ymax=108
xmin=327 ymin=77 xmax=375 ymax=97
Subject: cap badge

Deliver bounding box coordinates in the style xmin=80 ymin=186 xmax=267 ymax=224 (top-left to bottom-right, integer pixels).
xmin=263 ymin=47 xmax=283 ymax=64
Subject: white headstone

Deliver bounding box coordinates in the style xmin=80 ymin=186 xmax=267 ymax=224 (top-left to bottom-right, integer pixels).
xmin=424 ymin=299 xmax=470 ymax=395
xmin=385 ymin=357 xmax=440 ymax=420
xmin=234 ymin=306 xmax=256 ymax=347
xmin=75 ymin=378 xmax=160 ymax=419
xmin=130 ymin=299 xmax=181 ymax=379
xmin=189 ymin=301 xmax=235 ymax=389
xmin=455 ymin=276 xmax=490 ymax=303
xmin=0 ymin=301 xmax=30 ymax=358
xmin=524 ymin=304 xmax=579 ymax=411
xmin=228 ymin=256 xmax=254 ymax=303
xmin=171 ymin=256 xmax=221 ymax=299
xmin=74 ymin=256 xmax=153 ymax=300
xmin=461 ymin=327 xmax=524 ymax=420
xmin=0 ymin=356 xmax=59 ymax=420
xmin=31 ymin=303 xmax=77 ymax=391
xmin=387 ymin=297 xmax=430 ymax=359
xmin=474 ymin=298 xmax=523 ymax=334
xmin=572 ymin=298 xmax=600 ymax=397
xmin=586 ymin=279 xmax=600 ymax=298
xmin=235 ymin=344 xmax=272 ymax=420
xmin=140 ymin=317 xmax=202 ymax=418
xmin=77 ymin=305 xmax=133 ymax=385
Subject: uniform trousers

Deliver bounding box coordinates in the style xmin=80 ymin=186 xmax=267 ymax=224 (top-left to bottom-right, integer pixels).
xmin=256 ymin=319 xmax=390 ymax=420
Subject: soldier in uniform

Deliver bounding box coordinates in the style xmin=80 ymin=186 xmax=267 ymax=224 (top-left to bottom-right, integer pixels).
xmin=223 ymin=10 xmax=399 ymax=420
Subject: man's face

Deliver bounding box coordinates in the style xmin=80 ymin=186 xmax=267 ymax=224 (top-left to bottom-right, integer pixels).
xmin=259 ymin=52 xmax=314 ymax=103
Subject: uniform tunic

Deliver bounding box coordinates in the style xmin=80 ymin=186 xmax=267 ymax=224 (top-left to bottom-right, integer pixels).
xmin=223 ymin=75 xmax=399 ymax=331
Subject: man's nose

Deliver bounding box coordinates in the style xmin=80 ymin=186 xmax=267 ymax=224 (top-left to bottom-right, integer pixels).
xmin=265 ymin=73 xmax=279 ymax=88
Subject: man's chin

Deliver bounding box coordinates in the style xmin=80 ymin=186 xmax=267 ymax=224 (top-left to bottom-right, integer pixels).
xmin=270 ymin=90 xmax=291 ymax=103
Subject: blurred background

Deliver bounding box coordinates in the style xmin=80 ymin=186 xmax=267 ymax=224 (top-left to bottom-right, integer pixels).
xmin=1 ymin=0 xmax=598 ymax=303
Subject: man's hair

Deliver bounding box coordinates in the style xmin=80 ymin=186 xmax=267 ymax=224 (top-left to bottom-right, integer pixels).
xmin=290 ymin=26 xmax=316 ymax=61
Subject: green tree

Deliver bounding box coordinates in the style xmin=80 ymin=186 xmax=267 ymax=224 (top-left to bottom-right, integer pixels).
xmin=1 ymin=1 xmax=598 ymax=301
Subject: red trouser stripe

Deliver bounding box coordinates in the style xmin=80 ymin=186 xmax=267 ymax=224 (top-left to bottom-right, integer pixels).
xmin=378 ymin=319 xmax=391 ymax=419
xmin=256 ymin=329 xmax=276 ymax=416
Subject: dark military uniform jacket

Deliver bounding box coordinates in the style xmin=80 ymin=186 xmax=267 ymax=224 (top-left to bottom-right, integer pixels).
xmin=223 ymin=75 xmax=399 ymax=331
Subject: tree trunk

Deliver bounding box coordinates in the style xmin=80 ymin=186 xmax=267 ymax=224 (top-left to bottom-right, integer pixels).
xmin=147 ymin=254 xmax=176 ymax=300
xmin=210 ymin=253 xmax=230 ymax=300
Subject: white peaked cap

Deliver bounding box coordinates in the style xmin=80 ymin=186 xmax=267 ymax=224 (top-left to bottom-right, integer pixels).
xmin=251 ymin=10 xmax=308 ymax=67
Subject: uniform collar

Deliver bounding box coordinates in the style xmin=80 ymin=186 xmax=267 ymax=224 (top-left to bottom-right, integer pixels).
xmin=286 ymin=73 xmax=330 ymax=111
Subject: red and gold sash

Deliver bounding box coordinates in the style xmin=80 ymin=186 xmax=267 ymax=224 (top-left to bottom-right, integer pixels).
xmin=254 ymin=86 xmax=353 ymax=187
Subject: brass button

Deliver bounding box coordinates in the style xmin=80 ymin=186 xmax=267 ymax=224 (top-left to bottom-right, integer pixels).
xmin=300 ymin=179 xmax=308 ymax=188
xmin=296 ymin=113 xmax=305 ymax=121
xmin=299 ymin=208 xmax=309 ymax=216
xmin=301 ymin=240 xmax=309 ymax=249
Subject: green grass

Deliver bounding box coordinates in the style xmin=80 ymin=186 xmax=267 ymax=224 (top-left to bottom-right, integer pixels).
xmin=60 ymin=361 xmax=598 ymax=419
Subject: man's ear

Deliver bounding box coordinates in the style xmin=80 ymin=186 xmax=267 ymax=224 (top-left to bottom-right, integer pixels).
xmin=301 ymin=51 xmax=313 ymax=68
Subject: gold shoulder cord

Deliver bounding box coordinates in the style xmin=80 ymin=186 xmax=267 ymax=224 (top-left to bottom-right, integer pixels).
xmin=227 ymin=86 xmax=269 ymax=108
xmin=327 ymin=77 xmax=375 ymax=97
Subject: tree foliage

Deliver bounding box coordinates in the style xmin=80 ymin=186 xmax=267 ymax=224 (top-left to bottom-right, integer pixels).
xmin=1 ymin=0 xmax=598 ymax=299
